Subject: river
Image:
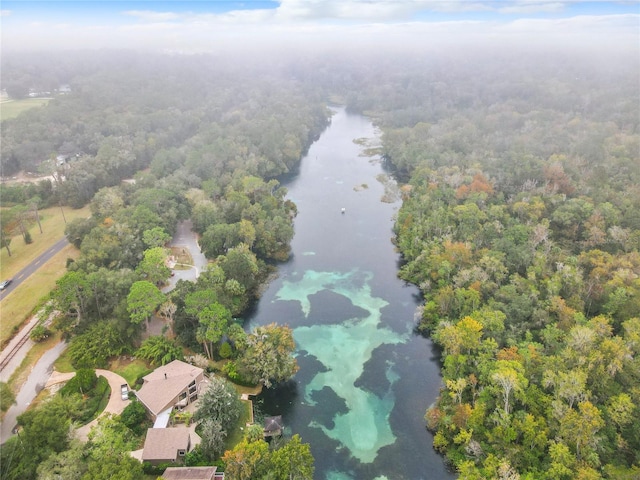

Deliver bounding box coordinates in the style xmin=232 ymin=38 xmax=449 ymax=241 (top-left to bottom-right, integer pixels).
xmin=247 ymin=108 xmax=455 ymax=480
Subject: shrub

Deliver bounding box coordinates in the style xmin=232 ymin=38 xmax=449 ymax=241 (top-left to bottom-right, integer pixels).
xmin=29 ymin=324 xmax=51 ymax=342
xmin=60 ymin=369 xmax=98 ymax=396
xmin=119 ymin=400 xmax=149 ymax=436
xmin=219 ymin=342 xmax=232 ymax=359
xmin=0 ymin=382 xmax=15 ymax=413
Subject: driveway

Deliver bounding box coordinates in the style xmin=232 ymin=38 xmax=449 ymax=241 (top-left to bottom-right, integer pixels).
xmin=162 ymin=220 xmax=208 ymax=293
xmin=74 ymin=369 xmax=130 ymax=441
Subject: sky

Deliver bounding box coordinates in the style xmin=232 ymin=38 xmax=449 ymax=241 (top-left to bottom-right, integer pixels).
xmin=1 ymin=1 xmax=638 ymax=52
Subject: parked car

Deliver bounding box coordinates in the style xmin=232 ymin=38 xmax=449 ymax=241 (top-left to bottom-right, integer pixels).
xmin=121 ymin=384 xmax=129 ymax=400
xmin=0 ymin=279 xmax=12 ymax=291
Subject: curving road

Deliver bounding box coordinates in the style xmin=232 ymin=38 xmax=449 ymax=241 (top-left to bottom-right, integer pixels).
xmin=74 ymin=369 xmax=130 ymax=441
xmin=0 ymin=341 xmax=67 ymax=443
xmin=0 ymin=221 xmax=205 ymax=444
xmin=162 ymin=220 xmax=209 ymax=292
xmin=0 ymin=237 xmax=69 ymax=300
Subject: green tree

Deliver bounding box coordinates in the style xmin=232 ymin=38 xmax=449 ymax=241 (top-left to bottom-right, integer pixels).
xmin=197 ymin=302 xmax=232 ymax=359
xmin=222 ymin=437 xmax=270 ymax=480
xmin=67 ymin=321 xmax=129 ymax=368
xmin=491 ymin=360 xmax=528 ymax=416
xmin=142 ymin=226 xmax=172 ymax=249
xmin=85 ymin=413 xmax=140 ymax=462
xmin=3 ymin=396 xmax=78 ymax=479
xmin=29 ymin=324 xmax=51 ymax=342
xmin=546 ymin=441 xmax=576 ymax=480
xmin=36 ymin=440 xmax=88 ymax=480
xmin=82 ymin=454 xmax=143 ymax=480
xmin=136 ymin=247 xmax=171 ymax=285
xmin=51 ymin=270 xmax=90 ymax=325
xmin=193 ymin=376 xmax=242 ymax=428
xmin=559 ymin=400 xmax=605 ymax=461
xmin=270 ymin=434 xmax=315 ymax=480
xmin=65 ymin=217 xmax=98 ymax=248
xmin=241 ymin=323 xmax=298 ymax=388
xmin=61 ymin=368 xmax=98 ymax=396
xmin=136 ymin=335 xmax=184 ymax=366
xmin=1 ymin=228 xmax=12 ymax=257
xmin=119 ymin=400 xmax=149 ymax=436
xmin=217 ymin=243 xmax=260 ymax=292
xmin=126 ymin=280 xmax=165 ymax=330
xmin=90 ymin=187 xmax=125 ymax=220
xmin=199 ymin=418 xmax=227 ymax=461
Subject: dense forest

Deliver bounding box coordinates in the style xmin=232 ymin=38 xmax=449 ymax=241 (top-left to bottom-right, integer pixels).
xmin=1 ymin=45 xmax=639 ymax=479
xmin=351 ymin=49 xmax=640 ymax=479
xmin=1 ymin=51 xmax=327 ymax=480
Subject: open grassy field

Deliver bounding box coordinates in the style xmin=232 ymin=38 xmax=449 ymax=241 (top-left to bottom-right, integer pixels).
xmin=0 ymin=243 xmax=80 ymax=346
xmin=0 ymin=204 xmax=88 ymax=346
xmin=0 ymin=205 xmax=90 ymax=280
xmin=0 ymin=98 xmax=51 ymax=121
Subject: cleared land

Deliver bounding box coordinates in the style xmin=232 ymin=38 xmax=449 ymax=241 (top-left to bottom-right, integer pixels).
xmin=0 ymin=205 xmax=89 ymax=280
xmin=0 ymin=205 xmax=88 ymax=346
xmin=0 ymin=98 xmax=51 ymax=121
xmin=0 ymin=243 xmax=80 ymax=346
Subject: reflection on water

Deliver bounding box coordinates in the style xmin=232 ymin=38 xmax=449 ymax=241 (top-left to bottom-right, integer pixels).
xmin=249 ymin=108 xmax=455 ymax=480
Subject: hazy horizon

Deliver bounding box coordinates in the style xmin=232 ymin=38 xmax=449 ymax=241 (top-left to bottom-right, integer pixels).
xmin=1 ymin=1 xmax=638 ymax=54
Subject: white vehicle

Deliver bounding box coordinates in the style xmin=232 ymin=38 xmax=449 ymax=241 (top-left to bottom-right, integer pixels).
xmin=121 ymin=384 xmax=129 ymax=400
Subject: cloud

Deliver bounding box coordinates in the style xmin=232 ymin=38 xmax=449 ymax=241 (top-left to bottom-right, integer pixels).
xmin=123 ymin=11 xmax=182 ymax=22
xmin=498 ymin=2 xmax=566 ymax=15
xmin=499 ymin=13 xmax=639 ymax=34
xmin=1 ymin=0 xmax=637 ymax=53
xmin=0 ymin=9 xmax=11 ymax=17
xmin=119 ymin=1 xmax=495 ymax=26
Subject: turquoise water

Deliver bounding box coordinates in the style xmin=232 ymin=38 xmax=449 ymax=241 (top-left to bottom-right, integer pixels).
xmin=248 ymin=108 xmax=454 ymax=479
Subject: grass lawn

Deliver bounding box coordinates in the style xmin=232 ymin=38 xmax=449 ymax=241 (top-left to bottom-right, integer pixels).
xmin=53 ymin=347 xmax=75 ymax=373
xmin=225 ymin=399 xmax=255 ymax=449
xmin=0 ymin=98 xmax=51 ymax=121
xmin=0 ymin=205 xmax=90 ymax=280
xmin=0 ymin=243 xmax=80 ymax=347
xmin=55 ymin=356 xmax=154 ymax=387
xmin=110 ymin=357 xmax=153 ymax=387
xmin=0 ymin=205 xmax=88 ymax=347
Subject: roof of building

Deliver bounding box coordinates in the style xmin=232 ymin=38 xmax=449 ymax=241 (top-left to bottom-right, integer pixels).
xmin=154 ymin=407 xmax=173 ymax=428
xmin=142 ymin=427 xmax=190 ymax=461
xmin=161 ymin=466 xmax=218 ymax=480
xmin=136 ymin=360 xmax=204 ymax=416
xmin=264 ymin=415 xmax=283 ymax=433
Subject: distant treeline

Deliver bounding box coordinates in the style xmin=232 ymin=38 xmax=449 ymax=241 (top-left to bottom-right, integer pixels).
xmin=1 ymin=46 xmax=638 ymax=479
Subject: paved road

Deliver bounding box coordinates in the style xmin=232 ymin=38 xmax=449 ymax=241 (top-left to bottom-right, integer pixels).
xmin=0 ymin=237 xmax=69 ymax=300
xmin=0 ymin=362 xmax=131 ymax=444
xmin=0 ymin=341 xmax=67 ymax=444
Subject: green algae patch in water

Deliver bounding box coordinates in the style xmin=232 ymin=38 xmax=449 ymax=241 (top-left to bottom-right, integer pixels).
xmin=276 ymin=269 xmax=407 ymax=463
